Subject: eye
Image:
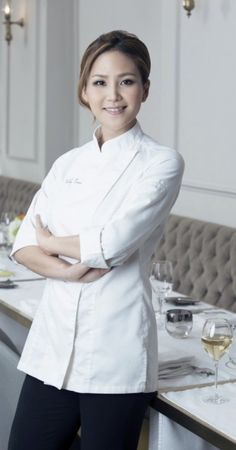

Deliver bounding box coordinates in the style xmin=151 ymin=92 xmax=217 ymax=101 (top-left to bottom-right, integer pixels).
xmin=93 ymin=80 xmax=106 ymax=86
xmin=121 ymin=79 xmax=135 ymax=86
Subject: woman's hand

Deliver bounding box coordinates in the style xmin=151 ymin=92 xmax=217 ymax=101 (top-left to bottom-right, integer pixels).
xmin=35 ymin=214 xmax=56 ymax=255
xmin=65 ymin=262 xmax=110 ymax=283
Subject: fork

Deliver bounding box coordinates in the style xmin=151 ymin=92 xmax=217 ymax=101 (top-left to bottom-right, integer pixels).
xmin=191 ymin=365 xmax=215 ymax=376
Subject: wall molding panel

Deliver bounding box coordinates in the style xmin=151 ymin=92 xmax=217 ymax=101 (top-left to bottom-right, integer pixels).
xmin=0 ymin=0 xmax=76 ymax=182
xmin=6 ymin=0 xmax=40 ymax=163
xmin=0 ymin=0 xmax=44 ymax=181
xmin=182 ymin=180 xmax=236 ymax=199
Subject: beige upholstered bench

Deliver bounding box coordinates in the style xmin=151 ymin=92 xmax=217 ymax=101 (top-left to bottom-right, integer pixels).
xmin=0 ymin=175 xmax=40 ymax=216
xmin=153 ymin=214 xmax=236 ymax=312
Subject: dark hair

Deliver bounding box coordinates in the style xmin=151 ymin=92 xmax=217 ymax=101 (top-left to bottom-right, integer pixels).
xmin=78 ymin=30 xmax=151 ymax=108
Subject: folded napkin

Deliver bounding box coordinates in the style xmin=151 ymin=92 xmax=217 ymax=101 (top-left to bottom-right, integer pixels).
xmin=159 ymin=351 xmax=196 ymax=380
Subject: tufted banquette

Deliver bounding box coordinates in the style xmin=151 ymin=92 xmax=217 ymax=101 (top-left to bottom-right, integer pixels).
xmin=0 ymin=175 xmax=40 ymax=216
xmin=153 ymin=214 xmax=236 ymax=312
xmin=1 ymin=176 xmax=235 ymax=312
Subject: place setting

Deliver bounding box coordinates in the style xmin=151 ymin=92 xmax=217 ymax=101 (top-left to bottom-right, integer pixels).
xmin=160 ymin=317 xmax=236 ymax=444
xmin=150 ymin=263 xmax=236 ymax=443
xmin=150 ymin=260 xmax=236 ymax=393
xmin=157 ymin=315 xmax=218 ymax=390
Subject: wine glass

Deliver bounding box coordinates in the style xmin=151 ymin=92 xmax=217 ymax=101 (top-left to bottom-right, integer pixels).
xmin=151 ymin=260 xmax=173 ymax=327
xmin=0 ymin=212 xmax=15 ymax=278
xmin=225 ymin=325 xmax=236 ymax=369
xmin=0 ymin=212 xmax=14 ymax=252
xmin=201 ymin=318 xmax=233 ymax=404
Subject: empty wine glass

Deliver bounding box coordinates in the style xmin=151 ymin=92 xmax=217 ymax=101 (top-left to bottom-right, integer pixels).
xmin=201 ymin=318 xmax=233 ymax=404
xmin=0 ymin=213 xmax=15 ymax=278
xmin=0 ymin=212 xmax=14 ymax=252
xmin=151 ymin=260 xmax=173 ymax=327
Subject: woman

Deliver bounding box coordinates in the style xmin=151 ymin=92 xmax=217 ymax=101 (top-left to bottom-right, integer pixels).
xmin=9 ymin=30 xmax=184 ymax=450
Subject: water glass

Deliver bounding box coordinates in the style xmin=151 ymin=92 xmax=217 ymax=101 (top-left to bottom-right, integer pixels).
xmin=165 ymin=309 xmax=193 ymax=338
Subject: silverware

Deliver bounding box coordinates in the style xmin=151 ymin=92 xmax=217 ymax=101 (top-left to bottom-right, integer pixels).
xmin=0 ymin=277 xmax=44 ymax=287
xmin=191 ymin=365 xmax=215 ymax=376
xmin=11 ymin=277 xmax=45 ymax=282
xmin=159 ymin=365 xmax=215 ymax=380
xmin=0 ymin=281 xmax=18 ymax=289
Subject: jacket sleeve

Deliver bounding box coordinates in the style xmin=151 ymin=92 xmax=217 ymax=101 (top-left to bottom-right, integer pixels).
xmin=10 ymin=162 xmax=58 ymax=256
xmin=80 ymin=154 xmax=184 ymax=269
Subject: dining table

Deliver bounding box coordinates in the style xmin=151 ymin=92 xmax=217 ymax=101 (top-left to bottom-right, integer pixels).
xmin=0 ymin=251 xmax=45 ymax=353
xmin=1 ymin=252 xmax=236 ymax=450
xmin=148 ymin=294 xmax=236 ymax=450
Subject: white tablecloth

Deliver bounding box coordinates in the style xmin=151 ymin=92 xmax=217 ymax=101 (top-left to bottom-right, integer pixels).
xmin=148 ymin=300 xmax=236 ymax=450
xmin=0 ymin=254 xmax=45 ymax=320
xmin=162 ymin=382 xmax=236 ymax=442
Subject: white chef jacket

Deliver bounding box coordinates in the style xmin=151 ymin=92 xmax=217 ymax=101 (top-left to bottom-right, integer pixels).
xmin=12 ymin=122 xmax=184 ymax=393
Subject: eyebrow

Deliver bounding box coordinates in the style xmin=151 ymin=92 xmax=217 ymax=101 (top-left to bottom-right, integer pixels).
xmin=91 ymin=72 xmax=137 ymax=78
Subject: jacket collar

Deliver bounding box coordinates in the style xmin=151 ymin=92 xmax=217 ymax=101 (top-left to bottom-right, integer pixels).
xmin=86 ymin=122 xmax=143 ymax=221
xmin=93 ymin=121 xmax=143 ymax=156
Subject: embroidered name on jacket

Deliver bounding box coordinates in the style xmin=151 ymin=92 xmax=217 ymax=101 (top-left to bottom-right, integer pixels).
xmin=65 ymin=178 xmax=82 ymax=184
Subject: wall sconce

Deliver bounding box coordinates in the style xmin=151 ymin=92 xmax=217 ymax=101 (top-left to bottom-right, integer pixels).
xmin=3 ymin=2 xmax=24 ymax=45
xmin=182 ymin=0 xmax=195 ymax=17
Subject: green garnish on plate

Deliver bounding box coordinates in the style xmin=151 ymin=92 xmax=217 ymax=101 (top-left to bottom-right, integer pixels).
xmin=0 ymin=270 xmax=14 ymax=277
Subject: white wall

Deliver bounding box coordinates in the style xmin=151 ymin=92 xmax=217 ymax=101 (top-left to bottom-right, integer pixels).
xmin=158 ymin=0 xmax=236 ymax=227
xmin=0 ymin=0 xmax=235 ymax=227
xmin=0 ymin=0 xmax=77 ymax=182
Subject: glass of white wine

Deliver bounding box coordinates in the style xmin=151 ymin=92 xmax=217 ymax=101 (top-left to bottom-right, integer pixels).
xmin=225 ymin=325 xmax=236 ymax=369
xmin=151 ymin=260 xmax=173 ymax=328
xmin=201 ymin=318 xmax=233 ymax=404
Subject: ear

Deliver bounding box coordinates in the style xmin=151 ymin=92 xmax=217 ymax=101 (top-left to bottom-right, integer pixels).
xmin=142 ymin=80 xmax=150 ymax=103
xmin=82 ymin=87 xmax=88 ymax=104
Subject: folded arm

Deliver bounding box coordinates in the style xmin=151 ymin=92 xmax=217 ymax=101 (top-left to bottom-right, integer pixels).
xmin=14 ymin=246 xmax=109 ymax=283
xmin=11 ymin=165 xmax=109 ymax=283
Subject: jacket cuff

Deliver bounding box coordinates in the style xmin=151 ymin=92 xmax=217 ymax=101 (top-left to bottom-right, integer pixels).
xmin=80 ymin=227 xmax=110 ymax=269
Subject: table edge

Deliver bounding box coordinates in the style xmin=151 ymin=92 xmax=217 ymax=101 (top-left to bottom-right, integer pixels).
xmin=151 ymin=391 xmax=236 ymax=450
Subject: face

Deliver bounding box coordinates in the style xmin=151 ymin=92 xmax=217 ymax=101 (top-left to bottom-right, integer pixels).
xmin=82 ymin=50 xmax=149 ymax=143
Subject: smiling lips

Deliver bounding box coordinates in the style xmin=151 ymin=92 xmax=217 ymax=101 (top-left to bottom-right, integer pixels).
xmin=104 ymin=106 xmax=126 ymax=115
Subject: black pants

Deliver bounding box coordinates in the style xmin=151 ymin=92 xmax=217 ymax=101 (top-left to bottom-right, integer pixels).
xmin=8 ymin=375 xmax=155 ymax=450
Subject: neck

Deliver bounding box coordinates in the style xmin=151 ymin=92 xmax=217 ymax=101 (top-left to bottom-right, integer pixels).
xmin=98 ymin=119 xmax=137 ymax=148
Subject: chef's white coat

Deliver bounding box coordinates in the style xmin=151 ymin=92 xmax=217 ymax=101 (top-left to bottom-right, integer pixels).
xmin=12 ymin=122 xmax=184 ymax=393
